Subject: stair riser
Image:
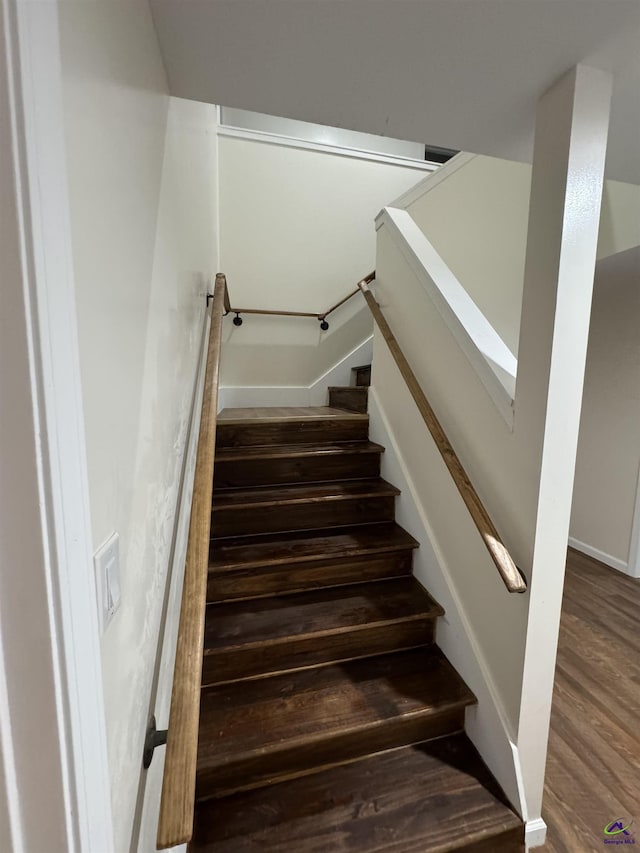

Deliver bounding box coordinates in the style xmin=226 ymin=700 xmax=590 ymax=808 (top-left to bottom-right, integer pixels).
xmin=214 ymin=451 xmax=380 ymax=488
xmin=329 ymin=387 xmax=368 ymax=413
xmin=216 ymin=419 xmax=369 ymax=449
xmin=212 ymin=496 xmax=395 ymax=538
xmin=352 ymin=365 xmax=371 ymax=387
xmin=196 ymin=707 xmax=466 ymax=800
xmin=202 ymin=619 xmax=436 ymax=686
xmin=207 ymin=551 xmax=415 ymax=602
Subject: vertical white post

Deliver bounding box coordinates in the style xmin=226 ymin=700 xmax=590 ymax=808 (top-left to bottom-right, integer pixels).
xmin=515 ymin=64 xmax=612 ymax=841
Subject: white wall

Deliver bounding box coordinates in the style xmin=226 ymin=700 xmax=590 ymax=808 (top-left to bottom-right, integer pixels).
xmin=218 ymin=135 xmax=423 ymax=392
xmin=59 ymin=3 xmax=218 ymax=850
xmin=405 ymin=155 xmax=640 ymax=355
xmin=570 ymin=247 xmax=640 ymax=568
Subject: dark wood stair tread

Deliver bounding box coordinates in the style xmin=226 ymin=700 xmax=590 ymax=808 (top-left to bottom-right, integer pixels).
xmin=218 ymin=406 xmax=368 ymax=423
xmin=211 ymin=479 xmax=399 ymax=537
xmin=207 ymin=524 xmax=419 ymax=601
xmin=198 ymin=647 xmax=474 ymax=759
xmin=214 ymin=439 xmax=381 ymax=488
xmin=196 ymin=648 xmax=476 ymax=796
xmin=202 ymin=578 xmax=443 ymax=685
xmin=205 ymin=578 xmax=442 ymax=651
xmin=212 ymin=478 xmax=400 ymax=511
xmin=215 ymin=440 xmax=383 ymax=462
xmin=209 ymin=523 xmax=419 ymax=572
xmin=191 ymin=735 xmax=523 ymax=852
xmin=216 ymin=409 xmax=370 ymax=448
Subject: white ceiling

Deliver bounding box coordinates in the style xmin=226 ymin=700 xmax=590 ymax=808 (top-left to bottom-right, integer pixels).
xmin=149 ymin=0 xmax=640 ymax=184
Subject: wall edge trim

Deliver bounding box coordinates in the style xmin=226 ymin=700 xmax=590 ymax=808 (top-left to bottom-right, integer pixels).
xmin=218 ymin=125 xmax=438 ymax=172
xmin=385 ymin=151 xmax=477 ymax=210
xmin=375 ymin=207 xmax=516 ymax=428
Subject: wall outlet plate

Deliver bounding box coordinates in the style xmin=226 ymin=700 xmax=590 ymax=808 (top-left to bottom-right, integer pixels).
xmin=94 ymin=532 xmax=121 ymax=633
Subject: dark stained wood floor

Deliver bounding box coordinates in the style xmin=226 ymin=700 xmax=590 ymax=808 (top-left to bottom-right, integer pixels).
xmin=195 ymin=406 xmax=524 ymax=850
xmin=542 ymin=547 xmax=640 ymax=852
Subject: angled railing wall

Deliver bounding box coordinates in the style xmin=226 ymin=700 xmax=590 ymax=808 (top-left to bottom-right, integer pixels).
xmin=369 ymin=65 xmax=612 ymax=849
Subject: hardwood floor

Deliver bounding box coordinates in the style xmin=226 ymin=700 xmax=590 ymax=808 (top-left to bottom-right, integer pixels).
xmin=542 ymin=547 xmax=640 ymax=852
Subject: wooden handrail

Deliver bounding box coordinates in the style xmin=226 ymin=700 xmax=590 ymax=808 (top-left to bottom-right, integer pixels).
xmin=320 ymin=273 xmax=376 ymax=320
xmin=157 ymin=273 xmax=227 ymax=849
xmin=358 ymin=279 xmax=526 ymax=594
xmin=229 ymin=306 xmax=318 ymax=318
xmin=227 ymin=271 xmax=375 ymax=323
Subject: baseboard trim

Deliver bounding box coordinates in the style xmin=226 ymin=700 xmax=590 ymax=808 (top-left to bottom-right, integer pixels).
xmin=526 ymin=817 xmax=547 ymax=849
xmin=220 ymin=336 xmax=373 ymax=409
xmin=308 ymin=336 xmax=373 ymax=405
xmin=567 ymin=537 xmax=629 ymax=574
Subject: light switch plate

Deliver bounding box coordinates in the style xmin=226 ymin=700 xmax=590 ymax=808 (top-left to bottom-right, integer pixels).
xmin=94 ymin=532 xmax=121 ymax=633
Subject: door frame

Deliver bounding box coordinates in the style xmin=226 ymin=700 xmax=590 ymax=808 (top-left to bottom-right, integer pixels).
xmin=1 ymin=0 xmax=113 ymax=848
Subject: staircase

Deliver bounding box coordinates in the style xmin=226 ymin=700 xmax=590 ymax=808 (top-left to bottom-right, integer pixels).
xmin=190 ymin=401 xmax=524 ymax=851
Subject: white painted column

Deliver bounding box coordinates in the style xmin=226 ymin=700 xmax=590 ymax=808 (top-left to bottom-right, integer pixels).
xmin=514 ymin=65 xmax=612 ymax=845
